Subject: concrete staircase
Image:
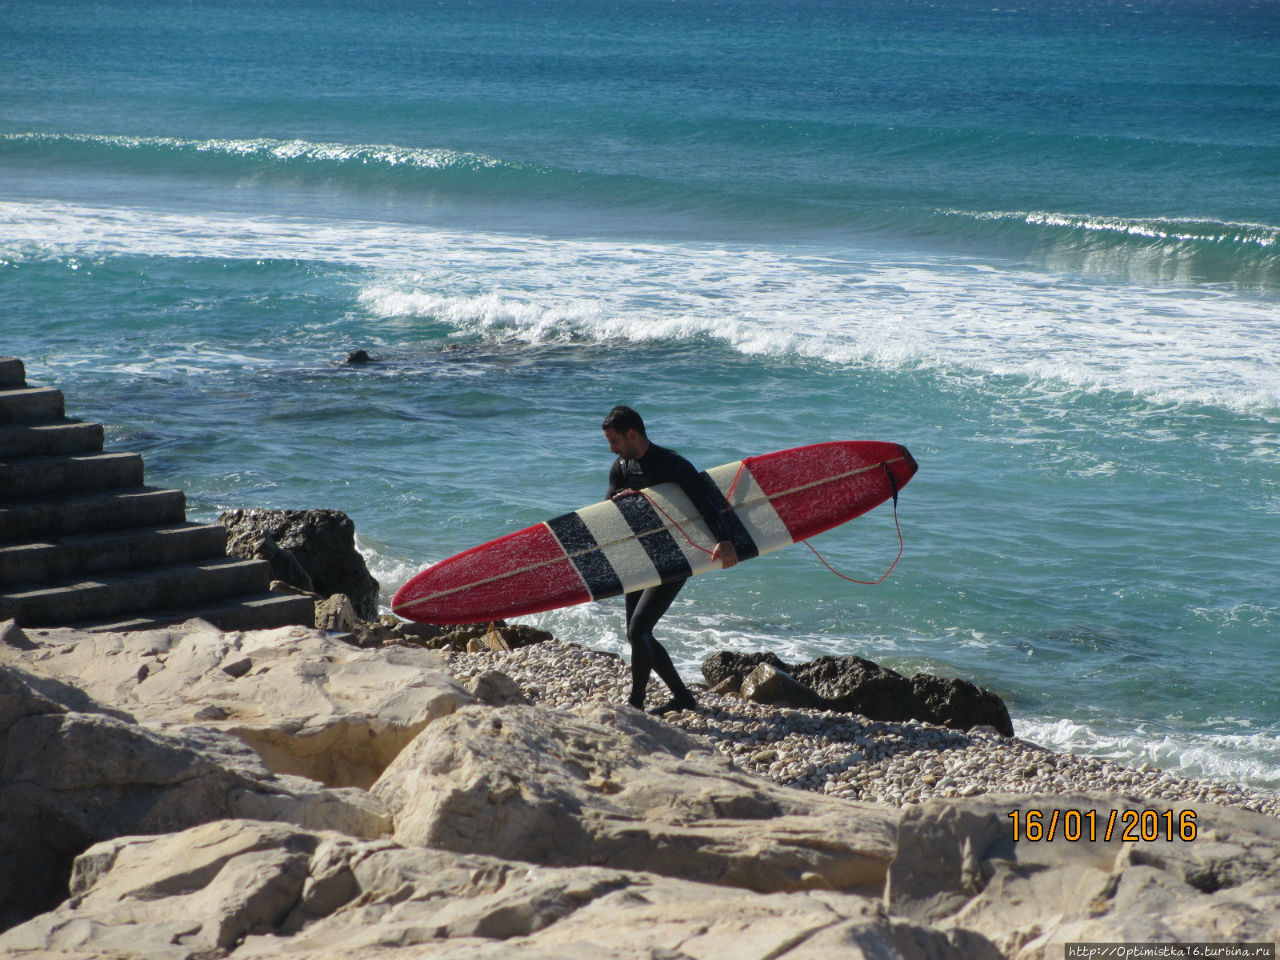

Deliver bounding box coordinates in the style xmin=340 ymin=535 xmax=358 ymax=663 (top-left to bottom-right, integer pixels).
xmin=0 ymin=358 xmax=315 ymax=632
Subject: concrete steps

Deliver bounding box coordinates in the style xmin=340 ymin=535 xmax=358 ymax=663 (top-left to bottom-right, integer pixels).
xmin=1 ymin=487 xmax=189 ymax=543
xmin=0 ymin=557 xmax=277 ymax=625
xmin=0 ymin=523 xmax=228 ymax=586
xmin=71 ymin=592 xmax=315 ymax=633
xmin=1 ymin=451 xmax=145 ymax=500
xmin=0 ymin=421 xmax=106 ymax=458
xmin=0 ymin=357 xmax=314 ymax=632
xmin=0 ymin=386 xmax=65 ymax=425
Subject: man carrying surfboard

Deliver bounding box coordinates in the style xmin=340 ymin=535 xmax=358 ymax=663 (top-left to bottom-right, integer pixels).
xmin=602 ymin=405 xmax=738 ymax=715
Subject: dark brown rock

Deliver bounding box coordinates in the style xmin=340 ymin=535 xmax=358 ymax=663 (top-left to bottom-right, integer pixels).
xmin=387 ymin=619 xmax=449 ymax=647
xmin=791 ymin=655 xmax=934 ymax=725
xmin=911 ymin=673 xmax=1013 ymax=737
xmin=218 ymin=509 xmax=379 ymax=620
xmin=740 ymin=664 xmax=826 ymax=710
xmin=701 ymin=650 xmax=788 ymax=688
xmin=422 ymin=620 xmax=554 ymax=653
xmin=702 ymin=649 xmax=1013 ymax=735
xmin=224 ymin=528 xmax=314 ymax=593
xmin=349 ymin=618 xmax=398 ymax=649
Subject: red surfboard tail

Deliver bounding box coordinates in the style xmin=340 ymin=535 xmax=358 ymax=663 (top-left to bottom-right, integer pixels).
xmin=890 ymin=443 xmax=919 ymax=498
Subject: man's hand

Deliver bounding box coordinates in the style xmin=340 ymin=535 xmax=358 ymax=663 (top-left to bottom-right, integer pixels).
xmin=611 ymin=488 xmax=641 ymax=499
xmin=712 ymin=540 xmax=739 ymax=569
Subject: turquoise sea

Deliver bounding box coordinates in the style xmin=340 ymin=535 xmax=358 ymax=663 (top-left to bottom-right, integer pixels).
xmin=3 ymin=0 xmax=1278 ymax=790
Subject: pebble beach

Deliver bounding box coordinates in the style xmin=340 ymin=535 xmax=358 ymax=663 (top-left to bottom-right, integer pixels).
xmin=445 ymin=639 xmax=1280 ymax=819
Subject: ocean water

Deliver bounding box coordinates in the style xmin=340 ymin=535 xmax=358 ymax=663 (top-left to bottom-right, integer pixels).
xmin=3 ymin=0 xmax=1278 ymax=790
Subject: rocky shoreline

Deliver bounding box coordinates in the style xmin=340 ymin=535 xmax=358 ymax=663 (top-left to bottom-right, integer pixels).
xmin=4 ymin=616 xmax=1279 ymax=957
xmin=445 ymin=638 xmax=1280 ymax=817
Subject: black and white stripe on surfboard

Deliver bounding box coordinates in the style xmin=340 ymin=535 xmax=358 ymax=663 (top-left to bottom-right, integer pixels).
xmin=693 ymin=470 xmax=760 ymax=562
xmin=545 ymin=476 xmax=764 ymax=602
xmin=545 ymin=510 xmax=624 ymax=600
xmin=546 ymin=496 xmax=680 ymax=601
xmin=612 ymin=494 xmax=695 ymax=581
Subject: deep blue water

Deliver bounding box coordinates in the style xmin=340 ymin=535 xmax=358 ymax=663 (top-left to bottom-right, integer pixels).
xmin=3 ymin=0 xmax=1279 ymax=789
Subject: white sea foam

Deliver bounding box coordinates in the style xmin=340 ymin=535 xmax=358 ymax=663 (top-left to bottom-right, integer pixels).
xmin=358 ymin=536 xmax=422 ymax=612
xmin=1018 ymin=716 xmax=1280 ymax=792
xmin=4 ymin=197 xmax=1279 ymax=416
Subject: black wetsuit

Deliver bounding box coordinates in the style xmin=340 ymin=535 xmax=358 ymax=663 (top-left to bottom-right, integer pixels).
xmin=606 ymin=444 xmax=729 ymax=710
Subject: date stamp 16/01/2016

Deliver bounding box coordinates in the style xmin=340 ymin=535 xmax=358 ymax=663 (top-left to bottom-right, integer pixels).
xmin=1008 ymin=808 xmax=1198 ymax=843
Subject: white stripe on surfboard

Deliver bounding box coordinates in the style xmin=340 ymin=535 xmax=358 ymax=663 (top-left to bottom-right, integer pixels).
xmin=705 ymin=459 xmax=792 ymax=553
xmin=639 ymin=483 xmax=724 ymax=572
xmin=392 ymin=456 xmax=907 ymax=612
xmin=575 ymin=499 xmax=662 ymax=592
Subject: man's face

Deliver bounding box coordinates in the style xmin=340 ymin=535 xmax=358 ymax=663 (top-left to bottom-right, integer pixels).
xmin=604 ymin=426 xmax=643 ymax=460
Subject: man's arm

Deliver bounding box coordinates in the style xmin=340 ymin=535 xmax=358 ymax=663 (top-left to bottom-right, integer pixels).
xmin=606 ymin=459 xmax=624 ymax=501
xmin=668 ymin=455 xmax=739 ymax=569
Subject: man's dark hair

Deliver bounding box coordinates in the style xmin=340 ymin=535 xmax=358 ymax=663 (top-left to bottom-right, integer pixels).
xmin=602 ymin=405 xmax=646 ymax=436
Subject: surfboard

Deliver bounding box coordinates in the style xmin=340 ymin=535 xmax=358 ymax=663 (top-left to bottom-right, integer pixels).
xmin=392 ymin=440 xmax=917 ymax=625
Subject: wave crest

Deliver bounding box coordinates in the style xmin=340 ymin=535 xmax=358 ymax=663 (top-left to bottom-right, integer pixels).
xmin=1 ymin=131 xmax=519 ymax=176
xmin=6 ymin=134 xmax=1280 ymax=289
xmin=946 ymin=208 xmax=1280 ymax=286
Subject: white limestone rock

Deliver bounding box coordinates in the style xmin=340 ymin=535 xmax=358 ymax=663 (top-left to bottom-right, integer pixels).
xmin=0 ymin=661 xmax=389 ymax=932
xmin=887 ymin=792 xmax=1280 ymax=958
xmin=6 ymin=619 xmax=473 ymax=789
xmin=0 ymin=819 xmax=991 ymax=960
xmin=371 ymin=700 xmax=900 ymax=895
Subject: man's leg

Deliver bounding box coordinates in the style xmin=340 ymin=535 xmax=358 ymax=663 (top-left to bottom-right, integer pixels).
xmin=624 ymin=590 xmax=650 ymax=708
xmin=624 ymin=579 xmax=695 ymax=712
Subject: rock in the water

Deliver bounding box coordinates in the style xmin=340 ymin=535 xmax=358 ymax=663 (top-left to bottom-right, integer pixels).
xmin=5 ymin=620 xmax=473 ymax=790
xmin=218 ymin=508 xmax=380 ymax=620
xmin=372 ymin=700 xmax=898 ymax=894
xmin=911 ymin=673 xmax=1013 ymax=737
xmin=703 ymin=648 xmax=1013 ymax=734
xmin=0 ymin=661 xmax=390 ymax=931
xmin=702 ymin=650 xmax=788 ymax=688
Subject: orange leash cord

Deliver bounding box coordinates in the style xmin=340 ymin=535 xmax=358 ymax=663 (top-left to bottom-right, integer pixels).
xmin=640 ymin=458 xmax=906 ymax=584
xmin=636 ymin=489 xmax=719 ymax=558
xmin=800 ymin=494 xmax=904 ymax=585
